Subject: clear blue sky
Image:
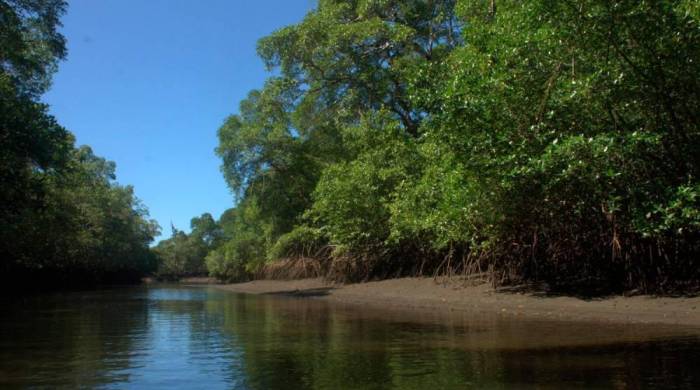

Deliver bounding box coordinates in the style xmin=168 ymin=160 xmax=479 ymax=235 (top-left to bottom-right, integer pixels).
xmin=43 ymin=0 xmax=315 ymax=241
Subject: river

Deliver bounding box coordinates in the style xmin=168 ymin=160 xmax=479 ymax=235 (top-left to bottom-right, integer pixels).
xmin=1 ymin=285 xmax=699 ymax=389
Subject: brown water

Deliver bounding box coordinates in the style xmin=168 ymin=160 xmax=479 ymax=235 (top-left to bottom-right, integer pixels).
xmin=1 ymin=285 xmax=699 ymax=389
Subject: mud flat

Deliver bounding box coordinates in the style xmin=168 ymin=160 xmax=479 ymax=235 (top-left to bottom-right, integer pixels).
xmin=214 ymin=277 xmax=700 ymax=327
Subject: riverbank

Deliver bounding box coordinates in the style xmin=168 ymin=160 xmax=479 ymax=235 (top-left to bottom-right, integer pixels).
xmin=211 ymin=277 xmax=700 ymax=327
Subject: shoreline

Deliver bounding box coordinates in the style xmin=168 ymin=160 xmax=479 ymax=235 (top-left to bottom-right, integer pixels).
xmin=206 ymin=277 xmax=700 ymax=327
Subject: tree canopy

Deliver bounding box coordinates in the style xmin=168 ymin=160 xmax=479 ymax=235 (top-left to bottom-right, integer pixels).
xmin=1 ymin=0 xmax=160 ymax=290
xmin=205 ymin=0 xmax=700 ymax=293
xmin=4 ymin=0 xmax=698 ymax=294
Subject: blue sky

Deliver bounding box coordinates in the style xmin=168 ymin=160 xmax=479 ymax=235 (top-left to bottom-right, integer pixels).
xmin=43 ymin=0 xmax=315 ymax=241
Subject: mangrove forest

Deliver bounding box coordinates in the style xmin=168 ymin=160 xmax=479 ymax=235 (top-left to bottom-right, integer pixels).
xmin=3 ymin=0 xmax=700 ymax=295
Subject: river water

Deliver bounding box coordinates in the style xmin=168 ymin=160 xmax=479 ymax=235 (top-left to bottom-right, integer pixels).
xmin=1 ymin=285 xmax=699 ymax=389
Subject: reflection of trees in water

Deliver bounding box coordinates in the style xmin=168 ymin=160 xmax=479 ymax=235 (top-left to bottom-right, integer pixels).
xmin=206 ymin=292 xmax=700 ymax=389
xmin=494 ymin=341 xmax=700 ymax=389
xmin=0 ymin=288 xmax=150 ymax=387
xmin=3 ymin=288 xmax=699 ymax=389
xmin=205 ymin=293 xmax=482 ymax=389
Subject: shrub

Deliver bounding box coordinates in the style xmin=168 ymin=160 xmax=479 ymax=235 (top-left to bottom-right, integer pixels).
xmin=267 ymin=225 xmax=327 ymax=260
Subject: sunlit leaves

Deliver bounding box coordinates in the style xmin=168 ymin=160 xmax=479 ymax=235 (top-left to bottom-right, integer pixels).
xmin=211 ymin=0 xmax=700 ymax=291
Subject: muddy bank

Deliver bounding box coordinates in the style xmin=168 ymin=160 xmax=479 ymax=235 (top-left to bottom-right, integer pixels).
xmin=214 ymin=277 xmax=700 ymax=327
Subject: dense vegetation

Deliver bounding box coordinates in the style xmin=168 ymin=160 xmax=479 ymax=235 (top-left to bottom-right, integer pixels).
xmin=186 ymin=0 xmax=699 ymax=294
xmin=153 ymin=213 xmax=222 ymax=280
xmin=6 ymin=0 xmax=698 ymax=294
xmin=1 ymin=0 xmax=159 ymax=290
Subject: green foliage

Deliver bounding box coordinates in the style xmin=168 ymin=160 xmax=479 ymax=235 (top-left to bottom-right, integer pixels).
xmin=0 ymin=1 xmax=74 ymax=244
xmin=203 ymin=197 xmax=273 ymax=281
xmin=268 ymin=225 xmax=327 ymax=260
xmin=3 ymin=143 xmax=160 ymax=287
xmin=153 ymin=230 xmax=204 ymax=280
xmin=393 ymin=0 xmax=700 ymax=290
xmin=645 ymin=184 xmax=700 ymax=236
xmin=190 ymin=212 xmax=223 ymax=247
xmin=389 ymin=149 xmax=488 ymax=251
xmin=205 ymin=243 xmax=248 ymax=282
xmin=1 ymin=0 xmax=159 ymax=289
xmin=257 ymin=0 xmax=460 ymax=137
xmin=310 ymin=113 xmax=417 ymax=252
xmin=0 ymin=0 xmax=67 ymax=97
xmin=209 ymin=0 xmax=459 ymax=281
xmin=153 ymin=213 xmax=223 ymax=280
xmin=207 ymin=0 xmax=700 ymax=293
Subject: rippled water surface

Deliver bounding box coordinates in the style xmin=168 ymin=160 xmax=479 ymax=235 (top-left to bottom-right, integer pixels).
xmin=1 ymin=286 xmax=700 ymax=389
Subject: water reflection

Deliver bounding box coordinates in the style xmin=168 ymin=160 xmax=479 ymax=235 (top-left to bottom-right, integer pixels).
xmin=1 ymin=286 xmax=699 ymax=389
xmin=0 ymin=288 xmax=150 ymax=387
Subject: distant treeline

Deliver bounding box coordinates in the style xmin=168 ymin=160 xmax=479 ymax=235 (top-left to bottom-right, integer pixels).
xmin=1 ymin=0 xmax=159 ymax=290
xmin=154 ymin=0 xmax=700 ymax=294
